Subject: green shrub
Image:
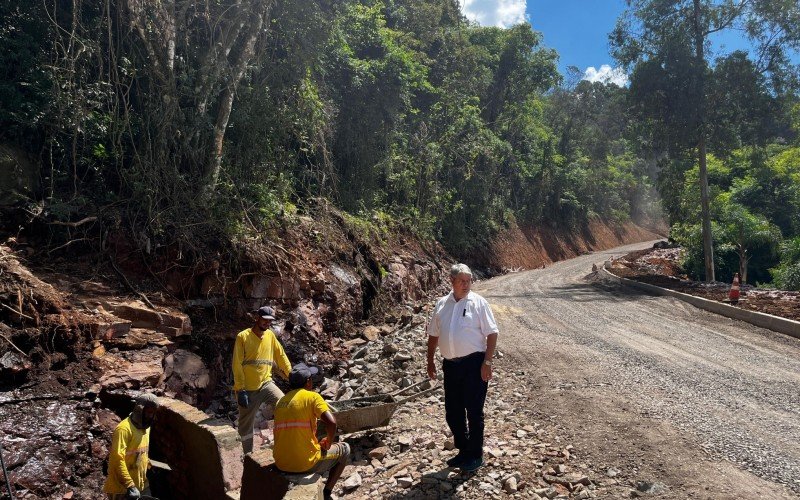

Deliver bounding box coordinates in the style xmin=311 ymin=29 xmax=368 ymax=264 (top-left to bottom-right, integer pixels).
xmin=772 ymin=262 xmax=800 ymax=291
xmin=771 ymin=237 xmax=800 ymax=290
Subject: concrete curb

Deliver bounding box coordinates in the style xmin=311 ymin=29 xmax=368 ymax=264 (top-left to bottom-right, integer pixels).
xmin=599 ymin=262 xmax=800 ymax=340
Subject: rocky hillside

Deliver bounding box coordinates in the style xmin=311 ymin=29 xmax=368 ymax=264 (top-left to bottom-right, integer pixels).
xmin=0 ymin=211 xmax=659 ymax=498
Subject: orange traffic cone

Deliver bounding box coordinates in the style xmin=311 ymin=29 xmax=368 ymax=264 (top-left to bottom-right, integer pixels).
xmin=729 ymin=273 xmax=740 ymax=303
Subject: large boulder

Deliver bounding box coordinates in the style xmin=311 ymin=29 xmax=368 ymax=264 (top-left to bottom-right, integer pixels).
xmin=101 ymin=300 xmax=191 ymax=337
xmin=163 ymin=349 xmax=214 ymax=407
xmin=98 ymin=348 xmax=165 ymax=390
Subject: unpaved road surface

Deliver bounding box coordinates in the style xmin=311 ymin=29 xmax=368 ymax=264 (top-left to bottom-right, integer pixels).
xmin=478 ymin=241 xmax=800 ymax=499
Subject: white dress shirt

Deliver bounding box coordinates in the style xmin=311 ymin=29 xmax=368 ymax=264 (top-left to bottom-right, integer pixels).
xmin=427 ymin=290 xmax=499 ymax=359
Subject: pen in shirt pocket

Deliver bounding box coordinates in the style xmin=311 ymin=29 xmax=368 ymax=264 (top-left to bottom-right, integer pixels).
xmin=462 ymin=309 xmax=466 ymax=317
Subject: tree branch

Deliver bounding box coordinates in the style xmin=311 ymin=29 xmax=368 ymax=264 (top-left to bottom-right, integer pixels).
xmin=0 ymin=332 xmax=27 ymax=357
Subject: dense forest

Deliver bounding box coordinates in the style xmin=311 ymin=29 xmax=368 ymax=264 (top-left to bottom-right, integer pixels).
xmin=1 ymin=0 xmax=798 ymax=287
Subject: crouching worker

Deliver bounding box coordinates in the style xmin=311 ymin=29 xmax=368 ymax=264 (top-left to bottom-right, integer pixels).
xmin=274 ymin=363 xmax=350 ymax=500
xmin=103 ymin=393 xmax=159 ymax=499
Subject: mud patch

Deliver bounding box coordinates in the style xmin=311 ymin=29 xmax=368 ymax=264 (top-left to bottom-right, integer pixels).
xmin=0 ymin=396 xmax=107 ymax=499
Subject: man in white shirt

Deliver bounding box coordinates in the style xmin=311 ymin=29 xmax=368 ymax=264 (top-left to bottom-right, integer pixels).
xmin=426 ymin=263 xmax=499 ymax=472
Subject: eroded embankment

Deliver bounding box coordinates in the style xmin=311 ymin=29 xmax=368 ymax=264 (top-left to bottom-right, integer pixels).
xmin=475 ymin=218 xmax=665 ymax=273
xmin=0 ymin=213 xmax=661 ymax=498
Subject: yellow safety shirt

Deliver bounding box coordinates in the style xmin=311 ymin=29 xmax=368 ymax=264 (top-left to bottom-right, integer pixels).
xmin=273 ymin=389 xmax=329 ymax=473
xmin=103 ymin=417 xmax=150 ymax=494
xmin=232 ymin=327 xmax=291 ymax=392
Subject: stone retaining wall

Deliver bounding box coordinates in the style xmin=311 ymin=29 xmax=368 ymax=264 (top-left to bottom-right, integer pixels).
xmin=152 ymin=397 xmax=243 ymax=498
xmin=240 ymin=448 xmax=323 ymax=500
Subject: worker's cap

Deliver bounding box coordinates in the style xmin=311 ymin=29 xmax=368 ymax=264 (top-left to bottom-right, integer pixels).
xmin=289 ymin=362 xmax=321 ymax=387
xmin=135 ymin=393 xmax=159 ymax=408
xmin=255 ymin=306 xmax=276 ymax=320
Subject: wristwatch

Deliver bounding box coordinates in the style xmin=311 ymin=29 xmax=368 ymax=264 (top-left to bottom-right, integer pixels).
xmin=483 ymin=359 xmax=493 ymax=366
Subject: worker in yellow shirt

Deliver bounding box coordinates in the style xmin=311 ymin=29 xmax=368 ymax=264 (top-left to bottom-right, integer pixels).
xmin=103 ymin=393 xmax=159 ymax=499
xmin=274 ymin=363 xmax=350 ymax=500
xmin=232 ymin=305 xmax=292 ymax=454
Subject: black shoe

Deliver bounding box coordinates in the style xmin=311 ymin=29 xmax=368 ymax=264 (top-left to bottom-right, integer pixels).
xmin=459 ymin=456 xmax=483 ymax=472
xmin=446 ymin=451 xmax=468 ymax=468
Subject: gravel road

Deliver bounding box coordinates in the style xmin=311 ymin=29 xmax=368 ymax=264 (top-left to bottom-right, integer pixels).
xmin=477 ymin=241 xmax=800 ymax=499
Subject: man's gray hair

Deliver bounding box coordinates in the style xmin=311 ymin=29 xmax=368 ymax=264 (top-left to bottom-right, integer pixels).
xmin=135 ymin=393 xmax=159 ymax=408
xmin=450 ymin=263 xmax=472 ymax=278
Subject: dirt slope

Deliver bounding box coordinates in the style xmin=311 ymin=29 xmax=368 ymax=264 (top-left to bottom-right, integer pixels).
xmin=476 ymin=218 xmax=665 ymax=273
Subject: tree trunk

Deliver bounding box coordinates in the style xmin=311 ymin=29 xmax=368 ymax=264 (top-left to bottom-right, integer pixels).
xmin=202 ymin=0 xmax=272 ymax=196
xmin=741 ymin=256 xmax=748 ymax=284
xmin=698 ymin=138 xmax=715 ymax=281
xmin=693 ymin=0 xmax=715 ymax=282
xmin=739 ymin=247 xmax=749 ymax=284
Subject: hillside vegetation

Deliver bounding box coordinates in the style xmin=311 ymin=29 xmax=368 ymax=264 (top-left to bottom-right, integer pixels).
xmin=0 ymin=0 xmax=798 ymax=287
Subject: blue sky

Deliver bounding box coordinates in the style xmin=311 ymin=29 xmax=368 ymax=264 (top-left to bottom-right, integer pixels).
xmin=458 ymin=0 xmax=787 ymax=86
xmin=526 ymin=0 xmax=627 ymax=77
xmin=457 ymin=0 xmax=635 ymax=84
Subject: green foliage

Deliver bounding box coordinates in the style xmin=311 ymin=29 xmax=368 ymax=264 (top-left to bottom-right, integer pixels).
xmin=0 ymin=0 xmax=726 ymax=265
xmin=773 ymin=263 xmax=800 ymax=290
xmin=613 ymin=0 xmax=800 ymax=282
xmin=0 ymin=3 xmax=51 ymax=145
xmin=672 ymin=221 xmax=732 ymax=280
xmin=728 ymin=146 xmax=800 ymax=236
xmin=716 ymin=195 xmax=782 ymax=283
xmin=669 ymin=145 xmax=797 ymax=284
xmin=771 ymin=237 xmax=800 ymax=290
xmin=341 ymin=209 xmax=393 ymax=248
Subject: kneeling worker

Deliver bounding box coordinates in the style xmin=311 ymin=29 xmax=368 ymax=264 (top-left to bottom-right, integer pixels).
xmin=273 ymin=363 xmax=350 ymax=500
xmin=103 ymin=393 xmax=159 ymax=499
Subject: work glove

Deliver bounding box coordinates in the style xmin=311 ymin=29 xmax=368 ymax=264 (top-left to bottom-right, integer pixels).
xmin=126 ymin=486 xmax=141 ymax=499
xmin=237 ymin=390 xmax=250 ymax=408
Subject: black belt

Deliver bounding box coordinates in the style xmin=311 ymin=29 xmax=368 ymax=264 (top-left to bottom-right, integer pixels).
xmin=444 ymin=351 xmax=484 ymax=363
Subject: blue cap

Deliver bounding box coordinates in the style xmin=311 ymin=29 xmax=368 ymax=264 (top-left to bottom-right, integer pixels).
xmin=256 ymin=306 xmax=276 ymax=320
xmin=289 ymin=363 xmax=321 ymax=387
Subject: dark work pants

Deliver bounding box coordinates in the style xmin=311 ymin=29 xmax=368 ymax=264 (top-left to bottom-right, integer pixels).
xmin=442 ymin=351 xmax=488 ymax=459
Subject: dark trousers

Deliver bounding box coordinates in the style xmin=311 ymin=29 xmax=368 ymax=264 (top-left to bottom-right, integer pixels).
xmin=442 ymin=351 xmax=488 ymax=459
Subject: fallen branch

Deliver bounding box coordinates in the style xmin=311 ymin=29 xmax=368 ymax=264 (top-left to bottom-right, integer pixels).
xmin=0 ymin=332 xmax=27 ymax=357
xmin=47 ymin=216 xmax=97 ymax=227
xmin=0 ymin=302 xmax=34 ymax=321
xmin=48 ymin=237 xmax=90 ymax=254
xmin=109 ymin=257 xmax=156 ymax=309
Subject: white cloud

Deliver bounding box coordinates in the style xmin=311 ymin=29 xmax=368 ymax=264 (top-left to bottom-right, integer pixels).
xmin=459 ymin=0 xmax=528 ymax=28
xmin=583 ymin=65 xmax=629 ymax=87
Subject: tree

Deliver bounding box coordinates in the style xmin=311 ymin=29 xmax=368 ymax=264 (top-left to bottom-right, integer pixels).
xmin=707 ymin=52 xmax=774 ymax=153
xmin=612 ymin=0 xmax=800 ymax=282
xmin=0 ymin=0 xmax=666 ymax=263
xmin=121 ymin=0 xmax=278 ymax=197
xmin=718 ymin=197 xmax=781 ymax=283
xmin=324 ymin=2 xmax=429 ymax=211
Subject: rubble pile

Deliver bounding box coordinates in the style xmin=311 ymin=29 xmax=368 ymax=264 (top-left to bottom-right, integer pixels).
xmin=228 ymin=300 xmax=642 ymax=499
xmin=609 ymin=244 xmax=800 ymax=321
xmin=273 ymin=309 xmax=634 ymax=499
